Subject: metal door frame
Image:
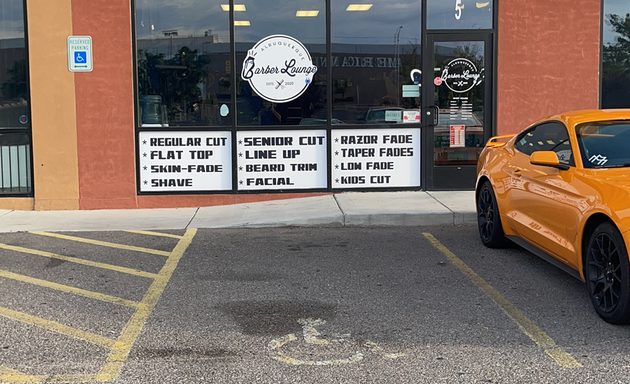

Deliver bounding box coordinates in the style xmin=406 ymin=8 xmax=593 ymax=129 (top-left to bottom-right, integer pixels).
xmin=421 ymin=32 xmax=494 ymax=190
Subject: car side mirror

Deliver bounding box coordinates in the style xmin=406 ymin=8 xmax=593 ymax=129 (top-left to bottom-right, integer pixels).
xmin=530 ymin=151 xmax=570 ymax=170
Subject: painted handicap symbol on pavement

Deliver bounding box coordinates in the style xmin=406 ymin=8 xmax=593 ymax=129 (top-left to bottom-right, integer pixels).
xmin=268 ymin=318 xmax=404 ymax=366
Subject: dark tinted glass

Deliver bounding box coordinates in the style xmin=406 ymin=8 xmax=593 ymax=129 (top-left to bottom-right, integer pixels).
xmin=515 ymin=122 xmax=571 ymax=165
xmin=432 ymin=41 xmax=486 ymax=166
xmin=135 ymin=0 xmax=232 ymax=127
xmin=0 ymin=0 xmax=29 ymax=129
xmin=0 ymin=1 xmax=31 ymax=195
xmin=426 ymin=0 xmax=493 ymax=30
xmin=602 ymin=1 xmax=630 ymax=108
xmin=577 ymin=121 xmax=630 ymax=168
xmin=331 ymin=0 xmax=421 ymax=125
xmin=235 ymin=0 xmax=326 ymax=126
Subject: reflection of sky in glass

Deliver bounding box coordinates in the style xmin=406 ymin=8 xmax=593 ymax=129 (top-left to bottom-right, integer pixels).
xmin=426 ymin=0 xmax=492 ymax=30
xmin=0 ymin=0 xmax=25 ymax=42
xmin=136 ymin=0 xmax=329 ymax=44
xmin=234 ymin=0 xmax=325 ymax=44
xmin=136 ymin=0 xmax=425 ymax=46
xmin=136 ymin=0 xmax=229 ymax=41
xmin=332 ymin=0 xmax=421 ymax=46
xmin=603 ymin=0 xmax=630 ymax=45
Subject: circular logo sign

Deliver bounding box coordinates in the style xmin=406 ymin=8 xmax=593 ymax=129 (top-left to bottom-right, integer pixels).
xmin=439 ymin=58 xmax=484 ymax=93
xmin=241 ymin=35 xmax=318 ymax=103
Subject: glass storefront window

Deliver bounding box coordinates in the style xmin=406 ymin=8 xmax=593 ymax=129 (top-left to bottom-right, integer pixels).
xmin=0 ymin=0 xmax=29 ymax=130
xmin=0 ymin=0 xmax=31 ymax=196
xmin=426 ymin=0 xmax=493 ymax=30
xmin=331 ymin=0 xmax=422 ymax=125
xmin=135 ymin=0 xmax=232 ymax=127
xmin=432 ymin=41 xmax=486 ymax=166
xmin=235 ymin=0 xmax=326 ymax=126
xmin=602 ymin=0 xmax=630 ymax=109
xmin=0 ymin=132 xmax=31 ymax=193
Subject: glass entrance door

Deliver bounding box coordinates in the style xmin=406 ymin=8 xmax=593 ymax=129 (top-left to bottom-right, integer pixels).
xmin=423 ymin=34 xmax=492 ymax=190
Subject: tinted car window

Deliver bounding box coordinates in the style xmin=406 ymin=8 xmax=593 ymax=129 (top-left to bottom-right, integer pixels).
xmin=577 ymin=121 xmax=630 ymax=168
xmin=515 ymin=121 xmax=574 ymax=165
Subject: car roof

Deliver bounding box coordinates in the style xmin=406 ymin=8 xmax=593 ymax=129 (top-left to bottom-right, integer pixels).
xmin=542 ymin=109 xmax=630 ymax=127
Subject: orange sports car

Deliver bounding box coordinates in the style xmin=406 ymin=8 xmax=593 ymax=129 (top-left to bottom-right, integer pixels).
xmin=476 ymin=109 xmax=630 ymax=324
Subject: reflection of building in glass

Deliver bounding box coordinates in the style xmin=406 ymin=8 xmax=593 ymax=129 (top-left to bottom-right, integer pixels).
xmin=601 ymin=8 xmax=630 ymax=108
xmin=0 ymin=25 xmax=31 ymax=195
xmin=136 ymin=36 xmax=428 ymax=126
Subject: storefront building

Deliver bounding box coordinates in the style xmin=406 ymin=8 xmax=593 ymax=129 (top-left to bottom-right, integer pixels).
xmin=0 ymin=0 xmax=625 ymax=210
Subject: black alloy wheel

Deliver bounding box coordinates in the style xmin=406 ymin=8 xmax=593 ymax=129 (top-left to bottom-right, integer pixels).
xmin=476 ymin=181 xmax=506 ymax=248
xmin=586 ymin=222 xmax=630 ymax=324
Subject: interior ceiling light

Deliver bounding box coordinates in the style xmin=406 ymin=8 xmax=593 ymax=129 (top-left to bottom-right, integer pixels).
xmin=221 ymin=4 xmax=246 ymax=11
xmin=346 ymin=4 xmax=373 ymax=11
xmin=234 ymin=20 xmax=251 ymax=26
xmin=296 ymin=10 xmax=319 ymax=17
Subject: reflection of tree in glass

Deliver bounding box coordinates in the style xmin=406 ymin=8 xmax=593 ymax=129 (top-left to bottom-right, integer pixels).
xmin=602 ymin=13 xmax=630 ymax=108
xmin=1 ymin=59 xmax=28 ymax=101
xmin=137 ymin=47 xmax=211 ymax=122
xmin=434 ymin=44 xmax=484 ymax=114
xmin=454 ymin=44 xmax=484 ymax=113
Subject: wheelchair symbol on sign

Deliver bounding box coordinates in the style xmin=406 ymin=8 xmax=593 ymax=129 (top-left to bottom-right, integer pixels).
xmin=268 ymin=318 xmax=404 ymax=366
xmin=74 ymin=51 xmax=87 ymax=64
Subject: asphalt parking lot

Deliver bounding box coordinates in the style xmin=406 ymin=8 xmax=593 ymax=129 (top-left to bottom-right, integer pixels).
xmin=1 ymin=225 xmax=630 ymax=383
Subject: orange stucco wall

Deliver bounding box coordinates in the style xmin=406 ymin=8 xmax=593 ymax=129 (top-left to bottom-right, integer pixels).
xmin=496 ymin=0 xmax=601 ymax=135
xmin=69 ymin=1 xmax=328 ymax=210
xmin=72 ymin=0 xmax=137 ymax=210
xmin=26 ymin=0 xmax=80 ymax=210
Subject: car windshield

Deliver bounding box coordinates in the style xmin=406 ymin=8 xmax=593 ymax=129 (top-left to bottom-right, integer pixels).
xmin=577 ymin=121 xmax=630 ymax=168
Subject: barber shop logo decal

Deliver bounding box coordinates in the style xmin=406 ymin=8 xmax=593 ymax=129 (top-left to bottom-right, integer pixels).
xmin=438 ymin=58 xmax=484 ymax=93
xmin=241 ymin=34 xmax=318 ymax=103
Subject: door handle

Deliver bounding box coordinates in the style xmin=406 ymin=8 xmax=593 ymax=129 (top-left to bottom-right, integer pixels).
xmin=513 ymin=169 xmax=522 ymax=177
xmin=426 ymin=105 xmax=439 ymax=126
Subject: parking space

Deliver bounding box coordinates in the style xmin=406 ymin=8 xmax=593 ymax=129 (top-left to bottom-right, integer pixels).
xmin=0 ymin=229 xmax=196 ymax=383
xmin=2 ymin=226 xmax=630 ymax=383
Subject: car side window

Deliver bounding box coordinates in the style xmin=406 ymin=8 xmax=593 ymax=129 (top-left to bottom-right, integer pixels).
xmin=514 ymin=122 xmax=574 ymax=166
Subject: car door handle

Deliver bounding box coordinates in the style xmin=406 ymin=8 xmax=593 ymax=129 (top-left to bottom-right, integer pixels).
xmin=513 ymin=169 xmax=522 ymax=177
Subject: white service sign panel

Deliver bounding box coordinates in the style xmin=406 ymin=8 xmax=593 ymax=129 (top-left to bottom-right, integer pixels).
xmin=237 ymin=130 xmax=327 ymax=190
xmin=139 ymin=131 xmax=232 ymax=192
xmin=331 ymin=128 xmax=421 ymax=188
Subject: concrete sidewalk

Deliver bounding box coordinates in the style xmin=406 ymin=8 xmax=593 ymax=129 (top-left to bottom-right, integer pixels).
xmin=0 ymin=191 xmax=476 ymax=233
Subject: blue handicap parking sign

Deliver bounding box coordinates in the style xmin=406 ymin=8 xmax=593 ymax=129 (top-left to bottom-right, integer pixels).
xmin=74 ymin=51 xmax=87 ymax=64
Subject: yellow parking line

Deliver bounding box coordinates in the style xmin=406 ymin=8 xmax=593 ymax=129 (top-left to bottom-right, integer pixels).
xmin=0 ymin=367 xmax=48 ymax=383
xmin=125 ymin=230 xmax=183 ymax=239
xmin=0 ymin=228 xmax=197 ymax=383
xmin=96 ymin=228 xmax=198 ymax=382
xmin=0 ymin=269 xmax=139 ymax=308
xmin=30 ymin=232 xmax=171 ymax=257
xmin=42 ymin=373 xmax=98 ymax=383
xmin=0 ymin=367 xmax=99 ymax=384
xmin=0 ymin=243 xmax=158 ymax=279
xmin=422 ymin=233 xmax=582 ymax=369
xmin=0 ymin=306 xmax=116 ymax=349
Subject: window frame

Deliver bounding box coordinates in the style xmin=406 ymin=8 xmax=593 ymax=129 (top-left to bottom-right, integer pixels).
xmin=514 ymin=121 xmax=574 ymax=166
xmin=0 ymin=0 xmax=33 ymax=197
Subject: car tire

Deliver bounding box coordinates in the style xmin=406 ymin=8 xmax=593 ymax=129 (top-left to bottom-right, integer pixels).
xmin=477 ymin=181 xmax=507 ymax=248
xmin=585 ymin=222 xmax=630 ymax=324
